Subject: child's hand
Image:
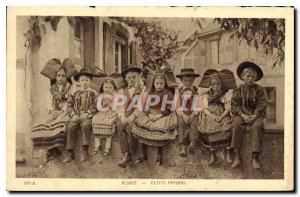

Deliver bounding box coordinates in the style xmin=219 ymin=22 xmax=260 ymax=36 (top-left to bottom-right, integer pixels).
xmin=72 ymin=115 xmax=80 ymax=123
xmin=80 ymin=113 xmax=89 ymax=120
xmin=247 ymin=114 xmax=258 ymax=124
xmin=241 ymin=113 xmax=250 ymax=123
xmin=181 ymin=114 xmax=191 ymax=125
xmin=148 ymin=114 xmax=154 ymax=120
xmin=215 ymin=117 xmax=222 ymax=123
xmin=120 ymin=116 xmax=128 ymax=125
xmin=148 ymin=114 xmax=156 ymax=121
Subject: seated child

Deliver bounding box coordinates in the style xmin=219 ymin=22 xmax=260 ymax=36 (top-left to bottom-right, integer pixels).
xmin=198 ymin=69 xmax=237 ymax=165
xmin=92 ymin=78 xmax=118 ymax=156
xmin=63 ymin=68 xmax=97 ymax=162
xmin=131 ymin=72 xmax=177 ymax=166
xmin=230 ymin=61 xmax=267 ymax=169
xmin=175 ymin=68 xmax=200 ymax=157
xmin=32 ymin=58 xmax=76 ymax=163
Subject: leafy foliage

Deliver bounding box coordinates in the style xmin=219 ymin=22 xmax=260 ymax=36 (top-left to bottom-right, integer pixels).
xmin=23 ymin=16 xmax=78 ymax=52
xmin=111 ymin=17 xmax=180 ymax=70
xmin=23 ymin=16 xmax=42 ymax=52
xmin=214 ymin=18 xmax=285 ymax=68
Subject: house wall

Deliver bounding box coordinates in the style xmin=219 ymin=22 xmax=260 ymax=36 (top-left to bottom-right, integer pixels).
xmin=179 ymin=29 xmax=284 ymax=130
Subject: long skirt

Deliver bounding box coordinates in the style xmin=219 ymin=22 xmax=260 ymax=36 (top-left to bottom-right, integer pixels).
xmin=198 ymin=104 xmax=232 ymax=148
xmin=131 ymin=112 xmax=177 ymax=147
xmin=92 ymin=111 xmax=118 ymax=137
xmin=31 ymin=110 xmax=69 ymax=149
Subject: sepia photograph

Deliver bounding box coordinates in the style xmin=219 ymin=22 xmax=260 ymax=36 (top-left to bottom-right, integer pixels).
xmin=6 ymin=6 xmax=294 ymax=191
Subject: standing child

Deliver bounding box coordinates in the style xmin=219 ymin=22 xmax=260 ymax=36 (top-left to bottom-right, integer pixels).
xmin=31 ymin=58 xmax=77 ymax=163
xmin=175 ymin=68 xmax=200 ymax=157
xmin=198 ymin=69 xmax=237 ymax=165
xmin=63 ymin=68 xmax=97 ymax=162
xmin=230 ymin=61 xmax=267 ymax=169
xmin=92 ymin=77 xmax=118 ymax=156
xmin=131 ymin=72 xmax=177 ymax=166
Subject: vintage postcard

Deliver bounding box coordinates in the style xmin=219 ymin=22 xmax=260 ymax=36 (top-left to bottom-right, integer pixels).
xmin=7 ymin=6 xmax=294 ymax=191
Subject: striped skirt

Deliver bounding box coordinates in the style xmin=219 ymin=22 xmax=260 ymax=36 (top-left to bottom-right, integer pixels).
xmin=131 ymin=112 xmax=177 ymax=147
xmin=31 ymin=110 xmax=69 ymax=149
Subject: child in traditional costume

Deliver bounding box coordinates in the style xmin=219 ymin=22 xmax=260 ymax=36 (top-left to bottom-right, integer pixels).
xmin=31 ymin=58 xmax=77 ymax=163
xmin=230 ymin=62 xmax=267 ymax=169
xmin=63 ymin=68 xmax=97 ymax=162
xmin=131 ymin=71 xmax=177 ymax=166
xmin=175 ymin=68 xmax=200 ymax=157
xmin=116 ymin=65 xmax=142 ymax=168
xmin=92 ymin=77 xmax=118 ymax=156
xmin=198 ymin=69 xmax=237 ymax=165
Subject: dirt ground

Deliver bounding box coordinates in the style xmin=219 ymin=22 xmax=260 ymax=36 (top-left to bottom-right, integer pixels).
xmin=16 ymin=132 xmax=284 ymax=179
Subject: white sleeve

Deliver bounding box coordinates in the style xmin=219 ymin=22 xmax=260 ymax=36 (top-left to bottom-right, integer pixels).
xmin=46 ymin=89 xmax=53 ymax=112
xmin=202 ymin=95 xmax=209 ymax=109
xmin=223 ymin=91 xmax=233 ymax=110
xmin=115 ymin=89 xmax=126 ymax=118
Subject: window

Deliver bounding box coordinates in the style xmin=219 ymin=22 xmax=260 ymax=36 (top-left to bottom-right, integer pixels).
xmin=103 ymin=22 xmax=129 ymax=74
xmin=73 ymin=18 xmax=84 ymax=65
xmin=210 ymin=40 xmax=219 ymax=65
xmin=114 ymin=35 xmax=127 ymax=73
xmin=115 ymin=42 xmax=121 ymax=73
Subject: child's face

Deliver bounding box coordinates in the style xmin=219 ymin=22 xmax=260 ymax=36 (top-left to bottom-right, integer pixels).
xmin=79 ymin=75 xmax=91 ymax=89
xmin=55 ymin=69 xmax=66 ymax=85
xmin=125 ymin=72 xmax=139 ymax=87
xmin=211 ymin=78 xmax=222 ymax=93
xmin=154 ymin=78 xmax=165 ymax=92
xmin=181 ymin=76 xmax=195 ymax=88
xmin=103 ymin=83 xmax=114 ymax=94
xmin=242 ymin=70 xmax=257 ymax=85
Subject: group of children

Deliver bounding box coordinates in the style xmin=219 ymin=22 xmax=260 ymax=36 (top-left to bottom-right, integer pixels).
xmin=31 ymin=59 xmax=267 ymax=169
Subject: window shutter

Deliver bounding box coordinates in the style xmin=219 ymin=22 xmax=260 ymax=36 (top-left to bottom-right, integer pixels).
xmin=103 ymin=23 xmax=115 ymax=74
xmin=130 ymin=41 xmax=137 ymax=66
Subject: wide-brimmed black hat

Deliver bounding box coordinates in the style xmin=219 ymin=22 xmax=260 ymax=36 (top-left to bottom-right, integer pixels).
xmin=236 ymin=61 xmax=264 ymax=82
xmin=74 ymin=68 xmax=94 ymax=81
xmin=175 ymin=68 xmax=200 ymax=78
xmin=121 ymin=65 xmax=142 ymax=78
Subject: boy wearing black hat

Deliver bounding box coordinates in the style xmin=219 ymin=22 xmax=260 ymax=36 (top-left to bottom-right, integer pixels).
xmin=175 ymin=68 xmax=200 ymax=157
xmin=117 ymin=65 xmax=142 ymax=168
xmin=230 ymin=61 xmax=267 ymax=169
xmin=63 ymin=68 xmax=97 ymax=162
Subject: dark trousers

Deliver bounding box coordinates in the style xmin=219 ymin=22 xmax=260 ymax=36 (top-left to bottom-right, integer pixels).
xmin=116 ymin=118 xmax=135 ymax=154
xmin=231 ymin=116 xmax=264 ymax=153
xmin=177 ymin=115 xmax=199 ymax=145
xmin=66 ymin=119 xmax=92 ymax=150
